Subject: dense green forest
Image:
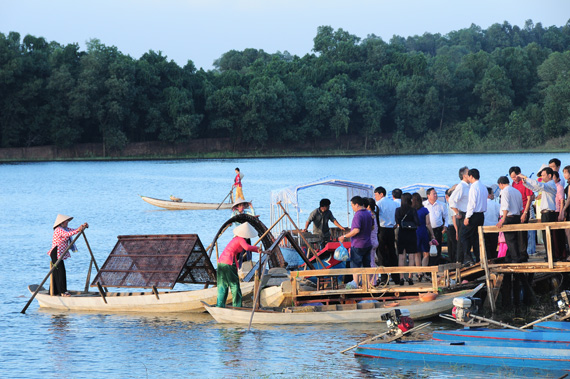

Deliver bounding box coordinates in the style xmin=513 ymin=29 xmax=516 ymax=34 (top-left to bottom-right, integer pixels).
xmin=1 ymin=20 xmax=570 ymax=155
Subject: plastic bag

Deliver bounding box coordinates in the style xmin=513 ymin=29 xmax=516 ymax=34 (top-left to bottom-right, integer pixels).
xmin=429 ymin=244 xmax=438 ymax=257
xmin=334 ymin=245 xmax=349 ymax=261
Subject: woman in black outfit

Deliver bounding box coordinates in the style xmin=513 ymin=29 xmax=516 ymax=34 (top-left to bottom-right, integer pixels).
xmin=395 ymin=193 xmax=419 ymax=285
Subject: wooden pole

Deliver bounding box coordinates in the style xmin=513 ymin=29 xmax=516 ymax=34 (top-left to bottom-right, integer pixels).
xmin=277 ymin=202 xmax=326 ymax=268
xmin=84 ymin=259 xmax=93 ymax=293
xmin=545 ymin=226 xmax=554 ymax=269
xmin=248 ymin=252 xmax=271 ymax=331
xmin=21 ymin=231 xmax=85 ymax=314
xmin=479 ymin=226 xmax=495 ymax=313
xmin=216 ymin=188 xmax=234 ymax=210
xmin=253 ymin=213 xmax=286 ymax=246
xmin=82 ymin=233 xmax=106 ymax=292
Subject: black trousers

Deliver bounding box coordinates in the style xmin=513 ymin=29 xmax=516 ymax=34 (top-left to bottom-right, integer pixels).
xmin=503 ymin=215 xmax=522 ymax=263
xmin=377 ymin=227 xmax=400 ymax=284
xmin=428 ymin=226 xmax=444 ymax=266
xmin=541 ymin=211 xmax=564 ymax=260
xmin=459 ymin=212 xmax=484 ymax=264
xmin=484 ymin=232 xmax=499 ymax=260
xmin=517 ymin=215 xmax=529 ymax=261
xmin=49 ymin=248 xmax=67 ymax=295
xmin=454 ymin=211 xmax=466 ymax=263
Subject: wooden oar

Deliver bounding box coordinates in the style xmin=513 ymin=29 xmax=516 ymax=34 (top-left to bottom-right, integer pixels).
xmin=247 ymin=251 xmax=271 ymax=331
xmin=216 ymin=188 xmax=234 ymax=210
xmin=21 ymin=230 xmax=86 ymax=314
xmin=340 ymin=321 xmax=432 ymax=354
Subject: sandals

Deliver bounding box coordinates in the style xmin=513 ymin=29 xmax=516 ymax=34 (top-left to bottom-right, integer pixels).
xmin=61 ymin=292 xmax=71 ymax=297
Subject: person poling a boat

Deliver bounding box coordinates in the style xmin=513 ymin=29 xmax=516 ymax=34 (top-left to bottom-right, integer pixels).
xmin=48 ymin=214 xmax=88 ymax=297
xmin=216 ymin=222 xmax=261 ymax=308
xmin=232 ymin=167 xmax=245 ymax=200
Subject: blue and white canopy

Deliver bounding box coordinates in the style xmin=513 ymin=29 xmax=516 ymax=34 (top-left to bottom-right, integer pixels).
xmin=271 ymin=176 xmax=374 ymax=211
xmin=398 ymin=183 xmax=450 ymax=200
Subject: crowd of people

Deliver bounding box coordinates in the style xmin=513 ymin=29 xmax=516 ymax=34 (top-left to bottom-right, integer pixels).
xmin=305 ymin=158 xmax=570 ymax=292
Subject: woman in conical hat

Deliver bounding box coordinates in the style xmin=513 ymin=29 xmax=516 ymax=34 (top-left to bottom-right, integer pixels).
xmin=216 ymin=222 xmax=261 ymax=308
xmin=47 ymin=214 xmax=88 ymax=296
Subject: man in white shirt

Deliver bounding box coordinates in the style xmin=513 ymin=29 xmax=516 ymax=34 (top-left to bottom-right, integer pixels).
xmin=374 ymin=186 xmax=400 ymax=285
xmin=519 ymin=167 xmax=562 ymax=261
xmin=449 ymin=166 xmax=470 ymax=264
xmin=423 ymin=187 xmax=447 ymax=265
xmin=483 ymin=187 xmax=501 ymax=259
xmin=496 ymin=176 xmax=524 ymax=263
xmin=461 ymin=168 xmax=487 ymax=265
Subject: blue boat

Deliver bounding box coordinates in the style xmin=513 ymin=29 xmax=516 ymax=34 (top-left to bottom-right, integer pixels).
xmin=533 ymin=321 xmax=570 ymax=331
xmin=354 ymin=340 xmax=570 ymax=370
xmin=433 ymin=329 xmax=570 ymax=348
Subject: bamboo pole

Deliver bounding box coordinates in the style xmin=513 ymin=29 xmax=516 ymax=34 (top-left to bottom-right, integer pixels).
xmin=277 ymin=202 xmax=326 ymax=268
xmin=21 ymin=230 xmax=85 ymax=314
xmin=253 ymin=213 xmax=286 ymax=246
xmin=545 ymin=226 xmax=554 ymax=269
xmin=82 ymin=233 xmax=106 ymax=292
xmin=216 ymin=188 xmax=234 ymax=210
xmin=479 ymin=226 xmax=495 ymax=313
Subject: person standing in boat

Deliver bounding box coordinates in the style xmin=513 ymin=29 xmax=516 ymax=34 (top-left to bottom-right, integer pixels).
xmin=232 ymin=167 xmax=245 ymax=200
xmin=231 ymin=198 xmax=258 ymax=265
xmin=339 ymin=196 xmax=373 ymax=286
xmin=216 ymin=222 xmax=261 ymax=308
xmin=48 ymin=214 xmax=88 ymax=296
xmin=302 ymin=198 xmax=346 ymax=249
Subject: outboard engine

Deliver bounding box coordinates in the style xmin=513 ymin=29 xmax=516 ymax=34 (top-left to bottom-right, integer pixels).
xmin=452 ymin=296 xmax=482 ymax=323
xmin=553 ymin=290 xmax=570 ymax=318
xmin=381 ymin=309 xmax=415 ymax=335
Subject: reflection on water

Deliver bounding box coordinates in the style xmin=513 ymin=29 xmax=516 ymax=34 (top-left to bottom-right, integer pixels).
xmin=2 ymin=154 xmax=570 ymax=378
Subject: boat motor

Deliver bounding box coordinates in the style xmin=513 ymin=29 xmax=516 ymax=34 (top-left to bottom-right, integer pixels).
xmin=451 ymin=296 xmax=482 ymax=323
xmin=381 ymin=309 xmax=415 ymax=335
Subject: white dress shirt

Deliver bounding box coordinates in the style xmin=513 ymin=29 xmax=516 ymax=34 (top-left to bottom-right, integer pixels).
xmin=524 ymin=178 xmax=557 ymax=211
xmin=423 ymin=199 xmax=448 ymax=228
xmin=377 ymin=197 xmax=398 ymax=228
xmin=500 ymin=185 xmax=523 ymax=216
xmin=449 ymin=181 xmax=470 ymax=212
xmin=466 ymin=180 xmax=488 ymax=218
xmin=483 ymin=198 xmax=501 ymax=226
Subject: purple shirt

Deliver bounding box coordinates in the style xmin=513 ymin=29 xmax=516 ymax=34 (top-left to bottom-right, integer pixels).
xmin=350 ymin=209 xmax=372 ymax=249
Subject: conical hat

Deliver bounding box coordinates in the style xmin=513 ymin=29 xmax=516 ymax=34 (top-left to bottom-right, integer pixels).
xmin=232 ymin=199 xmax=251 ymax=208
xmin=233 ymin=222 xmax=258 ymax=239
xmin=53 ymin=214 xmax=73 ymax=229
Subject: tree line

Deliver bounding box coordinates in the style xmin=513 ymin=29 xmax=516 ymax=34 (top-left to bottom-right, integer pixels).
xmin=1 ymin=19 xmax=569 ymax=155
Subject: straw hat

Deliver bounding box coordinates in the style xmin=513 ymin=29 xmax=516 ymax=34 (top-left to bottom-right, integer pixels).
xmin=53 ymin=214 xmax=73 ymax=229
xmin=232 ymin=199 xmax=251 ymax=208
xmin=233 ymin=222 xmax=258 ymax=239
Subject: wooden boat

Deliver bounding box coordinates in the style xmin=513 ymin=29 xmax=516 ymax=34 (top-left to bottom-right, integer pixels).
xmin=28 ymin=282 xmax=254 ymax=312
xmin=204 ymin=285 xmax=483 ymax=325
xmin=141 ymin=195 xmax=232 ymax=210
xmin=433 ymin=328 xmax=570 ymax=348
xmin=354 ymin=340 xmax=570 ymax=370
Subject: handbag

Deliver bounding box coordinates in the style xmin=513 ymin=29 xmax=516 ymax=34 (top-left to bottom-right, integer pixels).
xmin=429 ymin=244 xmax=438 ymax=257
xmin=401 ymin=211 xmax=417 ymax=230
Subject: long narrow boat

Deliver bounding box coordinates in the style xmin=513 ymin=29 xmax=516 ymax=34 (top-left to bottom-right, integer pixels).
xmin=141 ymin=195 xmax=232 ymax=210
xmin=354 ymin=340 xmax=570 ymax=370
xmin=204 ymin=285 xmax=483 ymax=325
xmin=28 ymin=283 xmax=253 ymax=312
xmin=433 ymin=328 xmax=570 ymax=348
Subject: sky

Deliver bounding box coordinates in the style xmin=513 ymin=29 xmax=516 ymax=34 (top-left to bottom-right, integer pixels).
xmin=2 ymin=0 xmax=569 ymax=71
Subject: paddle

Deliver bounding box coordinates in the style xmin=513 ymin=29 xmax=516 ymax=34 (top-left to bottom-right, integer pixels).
xmin=340 ymin=321 xmax=432 ymax=354
xmin=247 ymin=251 xmax=271 ymax=331
xmin=21 ymin=230 xmax=86 ymax=314
xmin=216 ymin=188 xmax=234 ymax=210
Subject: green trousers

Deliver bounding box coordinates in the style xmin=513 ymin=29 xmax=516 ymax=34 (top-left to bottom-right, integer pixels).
xmin=216 ymin=263 xmax=242 ymax=307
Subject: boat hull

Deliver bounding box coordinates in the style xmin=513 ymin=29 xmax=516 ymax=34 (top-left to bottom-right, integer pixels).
xmin=433 ymin=329 xmax=570 ymax=348
xmin=141 ymin=196 xmax=232 ymax=210
xmin=205 ymin=285 xmax=483 ymax=324
xmin=28 ymin=282 xmax=253 ymax=313
xmin=355 ymin=341 xmax=570 ymax=370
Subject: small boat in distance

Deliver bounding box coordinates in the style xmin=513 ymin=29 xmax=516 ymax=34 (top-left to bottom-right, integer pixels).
xmin=140 ymin=195 xmax=232 ymax=210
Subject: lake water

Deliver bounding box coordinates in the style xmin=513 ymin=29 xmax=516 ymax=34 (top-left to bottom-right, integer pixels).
xmin=1 ymin=153 xmax=569 ymax=378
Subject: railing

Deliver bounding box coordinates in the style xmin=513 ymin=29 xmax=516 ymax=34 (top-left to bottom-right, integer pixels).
xmin=478 ymin=221 xmax=570 ymax=313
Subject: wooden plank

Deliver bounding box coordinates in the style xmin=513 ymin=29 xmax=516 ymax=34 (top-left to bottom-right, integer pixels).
xmin=291 ymin=266 xmax=439 ymax=278
xmin=545 ymin=226 xmax=554 ymax=269
xmin=479 ymin=225 xmax=495 ymax=313
xmin=438 ymin=263 xmax=462 ymax=272
xmin=482 ymin=221 xmax=570 ymax=233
